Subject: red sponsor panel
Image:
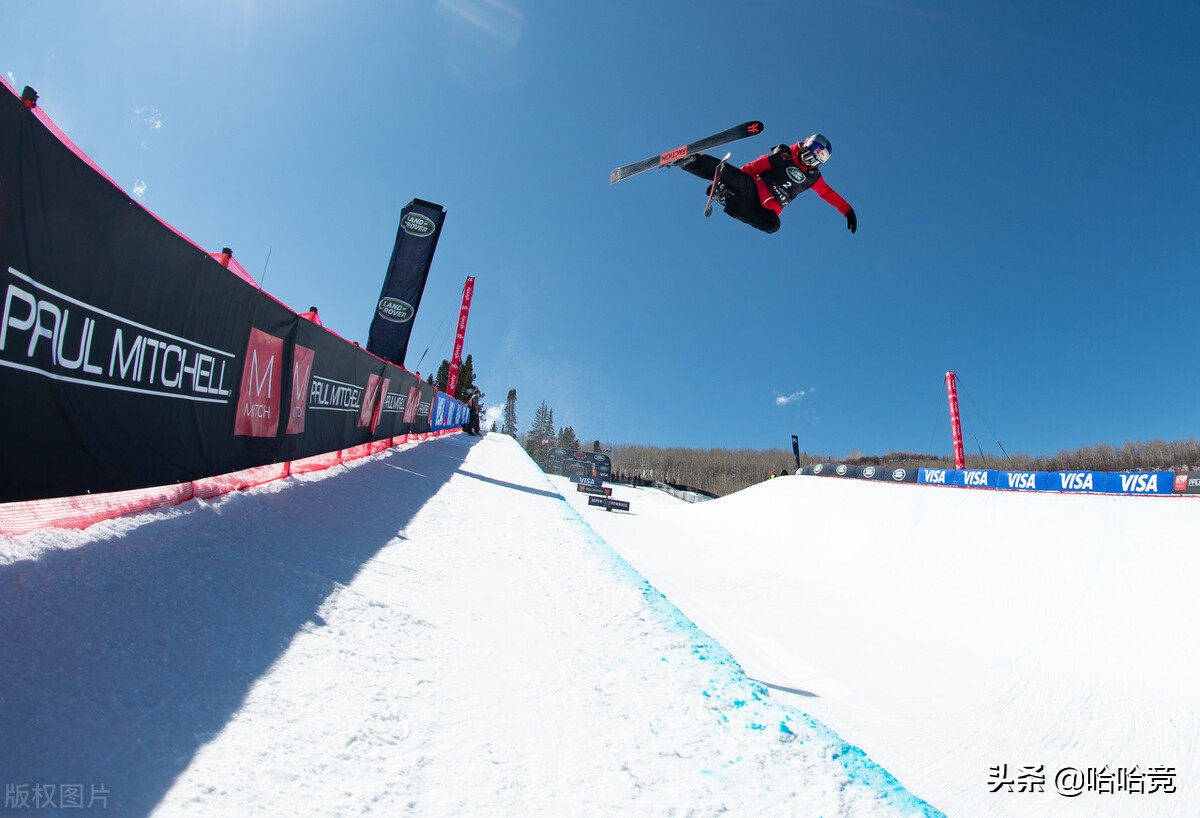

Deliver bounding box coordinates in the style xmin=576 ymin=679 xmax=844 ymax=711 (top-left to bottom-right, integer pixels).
xmin=286 ymin=344 xmax=315 ymax=435
xmin=358 ymin=374 xmax=389 ymax=431
xmin=446 ymin=276 xmax=475 ymax=398
xmin=403 ymin=384 xmax=421 ymax=424
xmin=235 ymin=329 xmax=285 ymax=437
xmin=945 ymin=371 xmax=966 ymax=470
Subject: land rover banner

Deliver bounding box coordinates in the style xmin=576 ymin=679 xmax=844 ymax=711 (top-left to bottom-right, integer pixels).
xmin=0 ymin=83 xmax=466 ymax=502
xmin=366 ymin=198 xmax=447 ymax=367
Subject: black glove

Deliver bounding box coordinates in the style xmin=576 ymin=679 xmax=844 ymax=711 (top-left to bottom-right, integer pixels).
xmin=845 ymin=208 xmax=857 ymax=234
xmin=768 ymin=144 xmax=793 ymax=170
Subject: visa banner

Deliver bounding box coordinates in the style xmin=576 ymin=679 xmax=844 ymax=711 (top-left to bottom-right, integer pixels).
xmin=917 ymin=469 xmax=1176 ymax=495
xmin=1049 ymin=471 xmax=1174 ymax=494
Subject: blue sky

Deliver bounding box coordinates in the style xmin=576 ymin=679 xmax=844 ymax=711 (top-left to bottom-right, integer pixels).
xmin=5 ymin=0 xmax=1199 ymax=458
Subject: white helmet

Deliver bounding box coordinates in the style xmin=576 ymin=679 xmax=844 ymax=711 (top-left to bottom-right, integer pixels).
xmin=798 ymin=133 xmax=832 ymax=167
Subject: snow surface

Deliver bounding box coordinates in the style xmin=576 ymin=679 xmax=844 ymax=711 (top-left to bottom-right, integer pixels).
xmin=0 ymin=432 xmax=1195 ymax=817
xmin=559 ymin=467 xmax=1200 ymax=818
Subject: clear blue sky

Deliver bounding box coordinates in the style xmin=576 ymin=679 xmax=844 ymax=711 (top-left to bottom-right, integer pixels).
xmin=5 ymin=1 xmax=1199 ymax=459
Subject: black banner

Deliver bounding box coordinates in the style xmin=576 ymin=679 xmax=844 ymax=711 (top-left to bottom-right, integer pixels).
xmin=547 ymin=448 xmax=613 ymax=480
xmin=802 ymin=464 xmax=847 ymax=477
xmin=366 ymin=198 xmax=446 ymax=367
xmin=0 ymin=85 xmax=467 ymax=503
xmin=1174 ymin=471 xmax=1200 ymax=495
xmin=588 ymin=496 xmax=630 ymax=512
xmin=799 ymin=464 xmax=916 ymax=483
xmin=856 ymin=465 xmax=919 ymax=483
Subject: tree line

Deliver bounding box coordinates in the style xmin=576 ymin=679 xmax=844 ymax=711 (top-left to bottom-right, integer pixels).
xmin=604 ymin=439 xmax=1200 ymax=497
xmin=497 ymin=391 xmax=1200 ymax=497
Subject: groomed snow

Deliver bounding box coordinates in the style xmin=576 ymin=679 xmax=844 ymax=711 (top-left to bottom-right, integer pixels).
xmin=558 ymin=463 xmax=1200 ymax=818
xmin=1 ymin=433 xmax=938 ymax=817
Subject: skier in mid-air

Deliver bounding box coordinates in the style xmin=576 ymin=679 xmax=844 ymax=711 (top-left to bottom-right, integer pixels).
xmin=675 ymin=134 xmax=857 ymax=235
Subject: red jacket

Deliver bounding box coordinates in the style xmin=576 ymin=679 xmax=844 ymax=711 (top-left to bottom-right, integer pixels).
xmin=741 ymin=143 xmax=852 ymax=217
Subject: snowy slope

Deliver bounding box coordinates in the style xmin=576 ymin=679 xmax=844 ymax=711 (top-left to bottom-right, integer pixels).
xmin=0 ymin=434 xmax=938 ymax=817
xmin=559 ymin=472 xmax=1200 ymax=818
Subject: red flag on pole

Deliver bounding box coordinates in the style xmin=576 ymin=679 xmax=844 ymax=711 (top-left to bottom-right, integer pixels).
xmin=945 ymin=371 xmax=966 ymax=469
xmin=447 ymin=276 xmax=476 ymax=398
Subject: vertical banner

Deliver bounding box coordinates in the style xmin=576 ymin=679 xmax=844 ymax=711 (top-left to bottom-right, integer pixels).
xmin=446 ymin=276 xmax=475 ymax=399
xmin=791 ymin=435 xmax=801 ymax=471
xmin=945 ymin=371 xmax=966 ymax=469
xmin=366 ymin=198 xmax=447 ymax=366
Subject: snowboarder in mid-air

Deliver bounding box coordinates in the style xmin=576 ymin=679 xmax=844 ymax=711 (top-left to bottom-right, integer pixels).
xmin=676 ymin=134 xmax=857 ymax=235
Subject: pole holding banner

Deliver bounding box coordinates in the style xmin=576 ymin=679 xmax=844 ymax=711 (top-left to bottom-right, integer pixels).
xmin=945 ymin=371 xmax=966 ymax=469
xmin=446 ymin=276 xmax=475 ymax=399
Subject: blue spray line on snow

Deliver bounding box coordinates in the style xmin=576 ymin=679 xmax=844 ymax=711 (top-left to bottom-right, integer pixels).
xmin=540 ymin=472 xmax=945 ymax=817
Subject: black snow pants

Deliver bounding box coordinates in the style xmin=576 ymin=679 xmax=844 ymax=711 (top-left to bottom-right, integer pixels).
xmin=678 ymin=154 xmax=781 ymax=234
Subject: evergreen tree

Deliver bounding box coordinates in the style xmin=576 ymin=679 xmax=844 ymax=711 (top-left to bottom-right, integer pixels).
xmin=433 ymin=360 xmax=450 ymax=392
xmin=455 ymin=355 xmax=477 ymax=401
xmin=525 ymin=401 xmax=556 ymax=466
xmin=431 ymin=354 xmax=477 ymax=400
xmin=557 ymin=425 xmax=581 ymax=452
xmin=502 ymin=389 xmax=518 ymax=436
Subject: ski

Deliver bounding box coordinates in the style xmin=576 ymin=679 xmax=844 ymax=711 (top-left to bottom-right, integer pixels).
xmin=703 ymin=152 xmax=731 ymax=217
xmin=609 ymin=120 xmax=764 ymax=184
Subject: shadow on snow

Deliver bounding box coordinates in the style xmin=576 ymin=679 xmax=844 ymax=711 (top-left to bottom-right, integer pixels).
xmin=0 ymin=434 xmax=482 ymax=816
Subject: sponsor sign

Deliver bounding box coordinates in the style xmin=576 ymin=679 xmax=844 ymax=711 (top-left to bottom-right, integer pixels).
xmin=547 ymin=448 xmax=612 ymax=480
xmin=374 ymin=297 xmax=414 ymax=323
xmin=356 ymin=374 xmax=390 ymax=432
xmin=2 ymin=266 xmax=236 ymax=404
xmin=577 ymin=484 xmax=613 ymax=497
xmin=854 ymin=465 xmax=916 ymax=482
xmin=401 ymin=211 xmax=437 ymax=237
xmin=0 ymin=87 xmax=465 ymax=502
xmin=799 ymin=460 xmax=1180 ymax=497
xmin=588 ymin=496 xmax=631 ymax=512
xmin=955 ymin=469 xmax=998 ymax=488
xmin=285 ymin=344 xmax=315 ymax=435
xmin=1174 ymin=471 xmax=1200 ymax=495
xmin=1109 ymin=471 xmax=1174 ymax=495
xmin=366 ymin=198 xmax=447 ymax=366
xmin=1053 ymin=471 xmax=1101 ymax=493
xmin=234 ymin=328 xmax=285 ymax=437
xmin=997 ymin=471 xmax=1042 ymax=491
xmin=919 ymin=468 xmax=950 ymax=485
xmin=571 ymin=475 xmax=605 ymax=488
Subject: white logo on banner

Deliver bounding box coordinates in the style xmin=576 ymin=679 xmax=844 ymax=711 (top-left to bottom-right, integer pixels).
xmin=1 ymin=266 xmax=235 ymax=403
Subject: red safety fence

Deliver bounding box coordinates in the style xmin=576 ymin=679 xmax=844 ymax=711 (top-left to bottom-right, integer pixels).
xmin=0 ymin=431 xmax=457 ymax=536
